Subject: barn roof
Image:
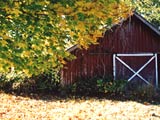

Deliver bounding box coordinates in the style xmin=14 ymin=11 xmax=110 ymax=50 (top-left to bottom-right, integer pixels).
xmin=134 ymin=12 xmax=160 ymax=36
xmin=67 ymin=12 xmax=160 ymax=52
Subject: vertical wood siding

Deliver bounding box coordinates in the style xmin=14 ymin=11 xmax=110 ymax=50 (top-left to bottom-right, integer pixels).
xmin=61 ymin=15 xmax=160 ymax=85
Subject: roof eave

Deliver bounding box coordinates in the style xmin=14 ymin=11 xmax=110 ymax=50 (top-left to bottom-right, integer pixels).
xmin=67 ymin=12 xmax=160 ymax=53
xmin=134 ymin=12 xmax=160 ymax=36
xmin=66 ymin=44 xmax=78 ymax=52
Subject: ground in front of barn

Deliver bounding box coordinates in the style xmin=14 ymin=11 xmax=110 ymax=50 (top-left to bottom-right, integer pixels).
xmin=0 ymin=91 xmax=160 ymax=120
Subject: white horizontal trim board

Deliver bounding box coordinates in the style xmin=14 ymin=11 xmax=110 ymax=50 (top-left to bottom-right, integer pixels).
xmin=116 ymin=53 xmax=154 ymax=57
xmin=113 ymin=53 xmax=158 ymax=88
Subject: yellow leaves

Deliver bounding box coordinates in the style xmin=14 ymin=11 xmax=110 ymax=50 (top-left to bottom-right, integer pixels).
xmin=0 ymin=62 xmax=3 ymax=72
xmin=56 ymin=46 xmax=62 ymax=51
xmin=44 ymin=40 xmax=50 ymax=46
xmin=6 ymin=15 xmax=12 ymax=19
xmin=112 ymin=3 xmax=119 ymax=9
xmin=76 ymin=1 xmax=85 ymax=7
xmin=51 ymin=0 xmax=132 ymax=51
xmin=53 ymin=3 xmax=61 ymax=9
xmin=93 ymin=30 xmax=103 ymax=38
xmin=5 ymin=6 xmax=22 ymax=17
xmin=4 ymin=7 xmax=11 ymax=12
xmin=0 ymin=0 xmax=132 ymax=76
xmin=47 ymin=48 xmax=53 ymax=55
xmin=21 ymin=51 xmax=30 ymax=58
xmin=78 ymin=39 xmax=88 ymax=49
xmin=64 ymin=7 xmax=73 ymax=15
xmin=59 ymin=19 xmax=67 ymax=27
xmin=11 ymin=8 xmax=22 ymax=16
xmin=106 ymin=1 xmax=132 ymax=24
xmin=38 ymin=1 xmax=50 ymax=6
xmin=0 ymin=40 xmax=8 ymax=46
xmin=0 ymin=33 xmax=12 ymax=46
xmin=27 ymin=25 xmax=34 ymax=30
xmin=54 ymin=5 xmax=65 ymax=15
xmin=37 ymin=11 xmax=48 ymax=15
xmin=76 ymin=1 xmax=95 ymax=10
xmin=0 ymin=31 xmax=10 ymax=39
xmin=59 ymin=58 xmax=66 ymax=64
xmin=94 ymin=12 xmax=105 ymax=19
xmin=76 ymin=22 xmax=86 ymax=32
xmin=22 ymin=69 xmax=31 ymax=77
xmin=31 ymin=44 xmax=37 ymax=49
xmin=69 ymin=31 xmax=75 ymax=38
xmin=17 ymin=43 xmax=26 ymax=49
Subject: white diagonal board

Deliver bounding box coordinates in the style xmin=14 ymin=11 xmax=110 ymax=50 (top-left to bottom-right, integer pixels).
xmin=113 ymin=53 xmax=158 ymax=88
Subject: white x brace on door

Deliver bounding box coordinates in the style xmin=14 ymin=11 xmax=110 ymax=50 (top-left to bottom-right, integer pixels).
xmin=113 ymin=53 xmax=158 ymax=88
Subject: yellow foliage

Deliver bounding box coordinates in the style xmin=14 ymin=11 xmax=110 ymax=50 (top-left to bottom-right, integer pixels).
xmin=54 ymin=0 xmax=131 ymax=49
xmin=21 ymin=51 xmax=30 ymax=58
xmin=64 ymin=7 xmax=73 ymax=15
xmin=22 ymin=69 xmax=31 ymax=77
xmin=0 ymin=0 xmax=132 ymax=76
xmin=76 ymin=22 xmax=86 ymax=32
xmin=31 ymin=45 xmax=38 ymax=50
xmin=44 ymin=40 xmax=50 ymax=46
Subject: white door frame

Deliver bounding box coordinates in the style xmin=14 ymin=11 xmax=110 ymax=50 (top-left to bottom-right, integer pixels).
xmin=113 ymin=53 xmax=158 ymax=88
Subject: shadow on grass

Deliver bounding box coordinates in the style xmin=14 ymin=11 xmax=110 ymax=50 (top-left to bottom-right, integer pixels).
xmin=1 ymin=87 xmax=160 ymax=105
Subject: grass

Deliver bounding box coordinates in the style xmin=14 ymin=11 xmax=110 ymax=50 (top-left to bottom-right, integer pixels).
xmin=0 ymin=91 xmax=160 ymax=120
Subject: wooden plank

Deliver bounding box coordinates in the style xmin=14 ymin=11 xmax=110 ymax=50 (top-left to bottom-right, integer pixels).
xmin=117 ymin=53 xmax=154 ymax=56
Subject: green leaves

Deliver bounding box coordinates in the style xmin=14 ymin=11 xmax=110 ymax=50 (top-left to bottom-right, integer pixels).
xmin=133 ymin=0 xmax=160 ymax=28
xmin=77 ymin=12 xmax=86 ymax=21
xmin=65 ymin=76 xmax=127 ymax=96
xmin=0 ymin=0 xmax=131 ymax=77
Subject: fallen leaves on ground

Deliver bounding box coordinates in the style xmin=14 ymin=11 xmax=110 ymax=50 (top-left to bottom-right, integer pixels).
xmin=0 ymin=92 xmax=160 ymax=120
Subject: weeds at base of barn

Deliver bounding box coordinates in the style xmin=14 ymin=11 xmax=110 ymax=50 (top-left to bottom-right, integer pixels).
xmin=0 ymin=78 xmax=160 ymax=104
xmin=1 ymin=86 xmax=160 ymax=105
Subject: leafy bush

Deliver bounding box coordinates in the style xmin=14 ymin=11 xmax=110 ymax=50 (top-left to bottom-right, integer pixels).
xmin=125 ymin=85 xmax=158 ymax=99
xmin=72 ymin=76 xmax=99 ymax=96
xmin=97 ymin=78 xmax=127 ymax=94
xmin=0 ymin=68 xmax=61 ymax=93
xmin=63 ymin=76 xmax=159 ymax=100
xmin=0 ymin=71 xmax=26 ymax=91
xmin=65 ymin=76 xmax=127 ymax=96
xmin=33 ymin=68 xmax=61 ymax=92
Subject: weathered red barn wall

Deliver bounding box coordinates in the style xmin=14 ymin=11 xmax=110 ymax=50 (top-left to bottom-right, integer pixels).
xmin=61 ymin=15 xmax=160 ymax=85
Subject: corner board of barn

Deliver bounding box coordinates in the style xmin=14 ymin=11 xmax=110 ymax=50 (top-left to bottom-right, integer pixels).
xmin=61 ymin=12 xmax=160 ymax=89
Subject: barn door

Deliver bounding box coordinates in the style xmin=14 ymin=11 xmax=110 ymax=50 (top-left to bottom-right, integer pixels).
xmin=113 ymin=53 xmax=158 ymax=88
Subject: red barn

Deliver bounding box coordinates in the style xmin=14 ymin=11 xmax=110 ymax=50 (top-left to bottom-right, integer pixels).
xmin=61 ymin=12 xmax=160 ymax=88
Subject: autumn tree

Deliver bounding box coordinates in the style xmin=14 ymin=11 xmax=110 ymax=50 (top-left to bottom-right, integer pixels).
xmin=0 ymin=0 xmax=131 ymax=77
xmin=133 ymin=0 xmax=160 ymax=29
